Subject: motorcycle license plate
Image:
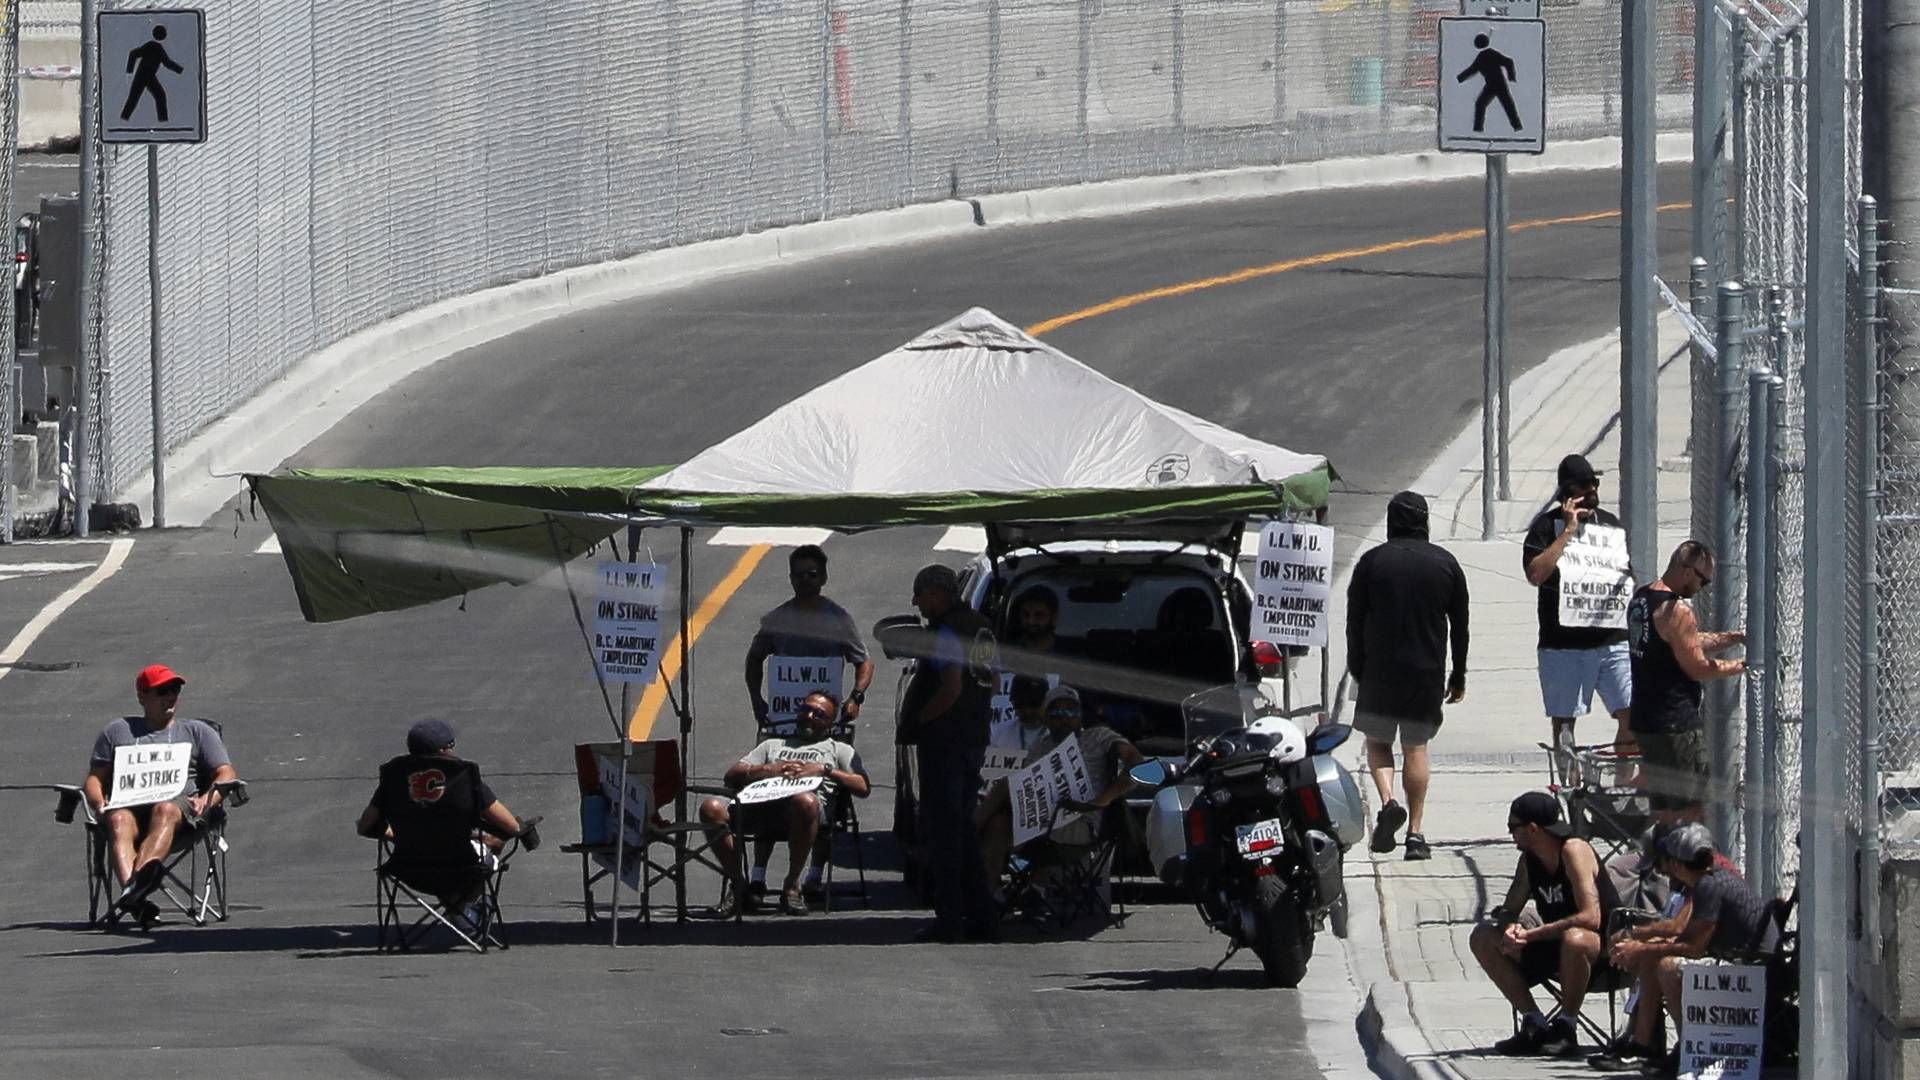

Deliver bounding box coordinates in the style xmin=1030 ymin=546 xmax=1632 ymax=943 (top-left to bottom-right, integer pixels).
xmin=1234 ymin=818 xmax=1285 ymax=858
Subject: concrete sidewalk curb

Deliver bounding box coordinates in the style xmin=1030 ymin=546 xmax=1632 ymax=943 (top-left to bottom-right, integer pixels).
xmin=129 ymin=134 xmax=1690 ymax=527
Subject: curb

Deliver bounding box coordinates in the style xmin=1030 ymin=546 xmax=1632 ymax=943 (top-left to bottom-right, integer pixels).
xmin=124 ymin=132 xmax=1694 ymax=527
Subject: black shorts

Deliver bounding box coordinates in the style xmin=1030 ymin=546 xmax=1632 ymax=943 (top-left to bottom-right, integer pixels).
xmin=1517 ymin=937 xmax=1615 ymax=986
xmin=1354 ymin=709 xmax=1442 ymax=748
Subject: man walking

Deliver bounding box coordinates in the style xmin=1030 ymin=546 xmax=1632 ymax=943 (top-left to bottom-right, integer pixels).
xmin=1627 ymin=541 xmax=1745 ymax=819
xmin=1523 ymin=454 xmax=1634 ymax=775
xmin=742 ymin=544 xmax=875 ymax=906
xmin=1347 ymin=491 xmax=1469 ymax=861
xmin=903 ymin=563 xmax=997 ymax=942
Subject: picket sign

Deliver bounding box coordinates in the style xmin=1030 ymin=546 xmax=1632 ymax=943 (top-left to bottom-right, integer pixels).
xmin=101 ymin=743 xmax=192 ymax=811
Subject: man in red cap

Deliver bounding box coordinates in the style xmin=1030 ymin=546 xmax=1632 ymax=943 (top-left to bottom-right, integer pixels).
xmin=82 ymin=664 xmax=239 ymax=917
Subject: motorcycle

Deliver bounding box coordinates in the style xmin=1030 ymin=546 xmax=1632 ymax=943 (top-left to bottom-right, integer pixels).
xmin=1128 ymin=684 xmax=1365 ymax=987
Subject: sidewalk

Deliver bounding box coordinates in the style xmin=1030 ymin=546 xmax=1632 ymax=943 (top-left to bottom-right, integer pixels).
xmin=1338 ymin=313 xmax=1697 ymax=1080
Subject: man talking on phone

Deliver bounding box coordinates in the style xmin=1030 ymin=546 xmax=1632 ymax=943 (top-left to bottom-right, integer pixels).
xmin=1522 ymin=454 xmax=1634 ymax=775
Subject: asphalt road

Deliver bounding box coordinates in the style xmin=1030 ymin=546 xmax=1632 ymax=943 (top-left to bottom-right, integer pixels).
xmin=0 ymin=162 xmax=1689 ymax=1078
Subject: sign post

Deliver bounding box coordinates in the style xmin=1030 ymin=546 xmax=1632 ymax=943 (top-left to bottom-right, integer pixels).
xmin=98 ymin=8 xmax=205 ymax=529
xmin=592 ymin=557 xmax=666 ymax=943
xmin=1438 ymin=13 xmax=1544 ymax=538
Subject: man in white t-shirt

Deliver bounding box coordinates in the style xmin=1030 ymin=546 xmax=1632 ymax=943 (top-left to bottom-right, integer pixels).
xmin=700 ymin=691 xmax=869 ymax=918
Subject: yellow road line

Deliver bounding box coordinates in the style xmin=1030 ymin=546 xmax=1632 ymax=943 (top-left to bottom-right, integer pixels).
xmin=627 ymin=195 xmax=1692 ymax=740
xmin=1026 ymin=200 xmax=1692 ymax=336
xmin=628 ymin=542 xmax=774 ymax=740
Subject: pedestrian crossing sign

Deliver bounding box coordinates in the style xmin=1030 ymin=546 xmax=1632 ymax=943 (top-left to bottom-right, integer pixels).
xmin=99 ymin=8 xmax=206 ymax=143
xmin=1436 ymin=17 xmax=1545 ymax=155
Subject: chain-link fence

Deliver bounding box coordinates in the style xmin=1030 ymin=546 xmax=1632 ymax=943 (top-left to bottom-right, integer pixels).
xmin=1877 ymin=277 xmax=1920 ymax=854
xmin=2 ymin=0 xmax=18 ymax=545
xmin=20 ymin=0 xmax=1693 ymax=510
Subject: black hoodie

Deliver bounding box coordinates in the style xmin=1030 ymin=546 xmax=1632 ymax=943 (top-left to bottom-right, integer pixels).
xmin=1346 ymin=491 xmax=1470 ymax=719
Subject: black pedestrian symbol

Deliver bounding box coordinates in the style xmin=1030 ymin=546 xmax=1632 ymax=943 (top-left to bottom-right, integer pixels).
xmin=1457 ymin=32 xmax=1522 ymax=133
xmin=121 ymin=25 xmax=184 ymax=123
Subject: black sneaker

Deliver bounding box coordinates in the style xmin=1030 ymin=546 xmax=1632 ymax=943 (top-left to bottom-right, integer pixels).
xmin=1638 ymin=1049 xmax=1680 ymax=1078
xmin=1588 ymin=1040 xmax=1651 ymax=1071
xmin=1371 ymin=800 xmax=1408 ymax=853
xmin=743 ymin=880 xmax=768 ymax=913
xmin=1493 ymin=1016 xmax=1550 ymax=1056
xmin=709 ymin=886 xmax=741 ymax=920
xmin=1403 ymin=832 xmax=1432 ymax=861
xmin=1538 ymin=1017 xmax=1579 ymax=1057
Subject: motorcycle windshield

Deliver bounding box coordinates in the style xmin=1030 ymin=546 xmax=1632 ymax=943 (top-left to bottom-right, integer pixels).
xmin=1181 ymin=683 xmax=1251 ymax=747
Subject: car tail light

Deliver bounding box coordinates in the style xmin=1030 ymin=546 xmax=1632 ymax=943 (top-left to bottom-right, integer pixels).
xmin=1251 ymin=640 xmax=1283 ymax=677
xmin=1185 ymin=806 xmax=1209 ymax=849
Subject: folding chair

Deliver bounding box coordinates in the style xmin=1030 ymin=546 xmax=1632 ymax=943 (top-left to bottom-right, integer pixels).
xmin=1711 ymin=887 xmax=1799 ymax=1066
xmin=1540 ymin=741 xmax=1652 ymax=865
xmin=54 ymin=777 xmax=250 ymax=930
xmin=1001 ymin=800 xmax=1124 ymax=931
xmin=369 ymin=754 xmax=534 ymax=953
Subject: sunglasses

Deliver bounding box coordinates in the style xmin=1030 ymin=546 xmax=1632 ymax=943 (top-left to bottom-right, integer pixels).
xmin=1045 ymin=707 xmax=1081 ymax=719
xmin=151 ymin=684 xmax=182 ymax=698
xmin=1693 ymin=564 xmax=1714 ymax=587
xmin=790 ymin=569 xmax=823 ymax=580
xmin=1506 ymin=820 xmax=1527 ymax=831
xmin=795 ymin=705 xmax=830 ymax=720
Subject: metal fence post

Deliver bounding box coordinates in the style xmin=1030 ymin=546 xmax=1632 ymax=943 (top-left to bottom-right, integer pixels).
xmin=987 ymin=0 xmax=1001 ymax=177
xmin=898 ymin=0 xmax=911 ymax=201
xmin=1693 ymin=0 xmax=1727 ymax=294
xmin=1746 ymin=361 xmax=1776 ymax=894
xmin=1762 ymin=285 xmax=1790 ymax=900
xmin=1172 ymin=0 xmax=1186 ymax=169
xmin=1077 ymin=0 xmax=1092 ymax=181
xmin=1802 ymin=0 xmax=1852 ymax=1057
xmin=75 ymin=0 xmax=101 ymax=536
xmin=1273 ymin=0 xmax=1287 ymax=154
xmin=1856 ymin=194 xmax=1883 ymax=960
xmin=0 ymin=0 xmax=16 ymax=544
xmin=1621 ymin=0 xmax=1660 ymax=580
xmin=1711 ymin=282 xmax=1748 ymax=848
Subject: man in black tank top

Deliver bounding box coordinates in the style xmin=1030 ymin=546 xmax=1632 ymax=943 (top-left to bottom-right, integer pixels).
xmin=1470 ymin=792 xmax=1620 ymax=1057
xmin=1626 ymin=541 xmax=1745 ymax=818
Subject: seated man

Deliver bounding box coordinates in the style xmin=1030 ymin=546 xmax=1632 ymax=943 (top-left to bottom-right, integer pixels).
xmin=700 ymin=691 xmax=870 ymax=918
xmin=1606 ymin=823 xmax=1776 ymax=1078
xmin=976 ymin=686 xmax=1145 ymax=892
xmin=356 ymin=719 xmax=535 ymax=921
xmin=83 ymin=663 xmax=241 ymax=921
xmin=1469 ymin=791 xmax=1620 ymax=1058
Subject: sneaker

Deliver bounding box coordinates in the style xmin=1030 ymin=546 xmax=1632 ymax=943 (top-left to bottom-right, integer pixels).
xmin=1403 ymin=832 xmax=1432 ymax=861
xmin=1588 ymin=1040 xmax=1651 ymax=1071
xmin=709 ymin=886 xmax=741 ymax=920
xmin=802 ymin=877 xmax=825 ymax=901
xmin=743 ymin=880 xmax=768 ymax=913
xmin=1638 ymin=1049 xmax=1680 ymax=1078
xmin=1371 ymin=800 xmax=1408 ymax=853
xmin=1493 ymin=1016 xmax=1550 ymax=1056
xmin=1538 ymin=1017 xmax=1579 ymax=1057
xmin=779 ymin=889 xmax=810 ymax=917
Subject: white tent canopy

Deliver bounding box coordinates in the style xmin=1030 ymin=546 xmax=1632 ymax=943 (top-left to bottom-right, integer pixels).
xmin=643 ymin=308 xmax=1326 ymax=497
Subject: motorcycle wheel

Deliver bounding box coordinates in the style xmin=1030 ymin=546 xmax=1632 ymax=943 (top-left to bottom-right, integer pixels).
xmin=1253 ymin=875 xmax=1314 ymax=988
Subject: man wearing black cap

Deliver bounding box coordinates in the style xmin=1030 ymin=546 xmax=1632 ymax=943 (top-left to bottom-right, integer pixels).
xmin=1469 ymin=791 xmax=1619 ymax=1057
xmin=1347 ymin=490 xmax=1470 ymax=861
xmin=903 ymin=562 xmax=998 ymax=942
xmin=356 ymin=719 xmax=535 ymax=911
xmin=1523 ymin=453 xmax=1635 ymax=774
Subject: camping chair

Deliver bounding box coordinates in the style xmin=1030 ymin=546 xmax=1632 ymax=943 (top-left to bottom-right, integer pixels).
xmin=53 ymin=776 xmax=250 ymax=930
xmin=1499 ymin=904 xmax=1644 ymax=1050
xmin=369 ymin=754 xmax=537 ymax=953
xmin=1541 ymin=741 xmax=1652 ymax=865
xmin=1000 ymin=799 xmax=1125 ymax=931
xmin=733 ymin=714 xmax=871 ymax=915
xmin=1710 ymin=887 xmax=1799 ymax=1066
xmin=559 ymin=740 xmax=731 ymax=925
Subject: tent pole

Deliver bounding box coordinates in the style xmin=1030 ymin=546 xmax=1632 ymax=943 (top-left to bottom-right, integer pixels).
xmin=610 ymin=523 xmax=639 ymax=945
xmin=677 ymin=525 xmax=693 ymax=922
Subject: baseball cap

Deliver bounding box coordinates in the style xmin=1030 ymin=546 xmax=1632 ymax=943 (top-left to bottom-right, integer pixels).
xmin=1661 ymin=822 xmax=1717 ymax=868
xmin=1509 ymin=791 xmax=1574 ymax=838
xmin=1042 ymin=685 xmax=1082 ymax=713
xmin=406 ymin=718 xmax=458 ymax=755
xmin=1557 ymin=453 xmax=1603 ymax=493
xmin=135 ymin=663 xmax=185 ymax=692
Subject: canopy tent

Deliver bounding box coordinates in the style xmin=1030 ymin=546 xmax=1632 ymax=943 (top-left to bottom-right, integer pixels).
xmin=247 ymin=308 xmax=1330 ymax=624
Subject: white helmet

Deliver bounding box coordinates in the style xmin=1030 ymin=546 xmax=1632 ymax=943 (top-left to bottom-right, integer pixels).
xmin=1247 ymin=716 xmax=1308 ymax=765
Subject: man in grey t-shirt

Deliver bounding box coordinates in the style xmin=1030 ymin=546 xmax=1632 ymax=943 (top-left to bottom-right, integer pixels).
xmin=699 ymin=691 xmax=870 ymax=918
xmin=745 ymin=544 xmax=875 ymax=729
xmin=83 ymin=664 xmax=241 ymax=914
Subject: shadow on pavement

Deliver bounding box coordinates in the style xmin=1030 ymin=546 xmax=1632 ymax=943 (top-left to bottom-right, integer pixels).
xmin=1056 ymin=965 xmax=1276 ymax=992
